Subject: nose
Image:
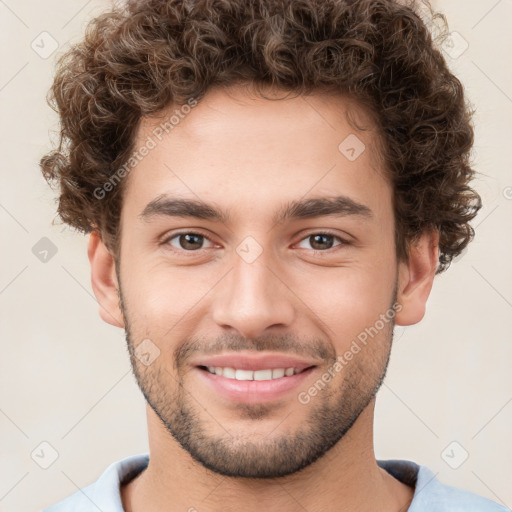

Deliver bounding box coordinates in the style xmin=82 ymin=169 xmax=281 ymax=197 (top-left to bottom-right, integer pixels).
xmin=211 ymin=252 xmax=296 ymax=340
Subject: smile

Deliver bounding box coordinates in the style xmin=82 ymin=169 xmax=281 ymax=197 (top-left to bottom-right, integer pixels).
xmin=201 ymin=366 xmax=310 ymax=381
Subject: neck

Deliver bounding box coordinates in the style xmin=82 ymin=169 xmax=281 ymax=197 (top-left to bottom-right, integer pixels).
xmin=122 ymin=400 xmax=414 ymax=512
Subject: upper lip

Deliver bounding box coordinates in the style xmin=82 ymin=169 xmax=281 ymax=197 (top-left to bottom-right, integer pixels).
xmin=191 ymin=352 xmax=321 ymax=371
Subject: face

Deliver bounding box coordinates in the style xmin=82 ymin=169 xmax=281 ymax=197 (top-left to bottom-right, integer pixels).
xmin=107 ymin=86 xmax=406 ymax=478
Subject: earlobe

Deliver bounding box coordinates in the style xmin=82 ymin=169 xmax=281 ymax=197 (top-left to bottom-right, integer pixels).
xmin=88 ymin=232 xmax=125 ymax=328
xmin=395 ymin=229 xmax=439 ymax=327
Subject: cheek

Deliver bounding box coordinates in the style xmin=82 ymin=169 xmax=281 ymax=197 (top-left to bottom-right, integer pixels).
xmin=293 ymin=264 xmax=395 ymax=347
xmin=120 ymin=257 xmax=217 ymax=333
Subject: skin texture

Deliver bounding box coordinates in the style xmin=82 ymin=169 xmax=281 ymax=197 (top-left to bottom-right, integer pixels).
xmin=88 ymin=86 xmax=439 ymax=512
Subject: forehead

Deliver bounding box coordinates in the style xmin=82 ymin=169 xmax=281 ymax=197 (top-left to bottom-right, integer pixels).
xmin=122 ymin=86 xmax=391 ymax=223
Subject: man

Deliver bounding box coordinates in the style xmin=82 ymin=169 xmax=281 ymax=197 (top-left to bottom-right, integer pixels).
xmin=39 ymin=0 xmax=508 ymax=510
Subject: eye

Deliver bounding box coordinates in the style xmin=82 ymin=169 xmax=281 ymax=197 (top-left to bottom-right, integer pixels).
xmin=164 ymin=232 xmax=216 ymax=251
xmin=161 ymin=231 xmax=349 ymax=254
xmin=296 ymin=232 xmax=349 ymax=251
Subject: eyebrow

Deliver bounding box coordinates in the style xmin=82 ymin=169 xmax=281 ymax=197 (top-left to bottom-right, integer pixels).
xmin=139 ymin=195 xmax=231 ymax=223
xmin=272 ymin=195 xmax=373 ymax=224
xmin=139 ymin=194 xmax=374 ymax=225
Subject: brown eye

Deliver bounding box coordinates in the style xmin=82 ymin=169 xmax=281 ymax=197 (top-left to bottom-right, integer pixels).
xmin=310 ymin=234 xmax=335 ymax=250
xmin=296 ymin=233 xmax=348 ymax=251
xmin=166 ymin=232 xmax=214 ymax=251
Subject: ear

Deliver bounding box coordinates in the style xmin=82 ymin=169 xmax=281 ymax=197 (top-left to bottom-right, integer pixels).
xmin=395 ymin=229 xmax=439 ymax=326
xmin=88 ymin=231 xmax=125 ymax=328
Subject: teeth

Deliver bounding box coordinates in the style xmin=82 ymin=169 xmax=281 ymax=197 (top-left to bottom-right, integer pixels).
xmin=235 ymin=369 xmax=253 ymax=380
xmin=272 ymin=368 xmax=285 ymax=378
xmin=254 ymin=369 xmax=272 ymax=381
xmin=205 ymin=366 xmax=307 ymax=381
xmin=223 ymin=367 xmax=236 ymax=379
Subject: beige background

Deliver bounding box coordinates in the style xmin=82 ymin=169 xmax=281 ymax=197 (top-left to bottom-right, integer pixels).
xmin=0 ymin=1 xmax=511 ymax=511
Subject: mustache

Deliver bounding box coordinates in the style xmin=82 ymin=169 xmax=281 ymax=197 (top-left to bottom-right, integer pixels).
xmin=175 ymin=332 xmax=335 ymax=369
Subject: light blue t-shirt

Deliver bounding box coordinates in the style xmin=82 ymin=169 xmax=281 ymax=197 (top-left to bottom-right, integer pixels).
xmin=42 ymin=453 xmax=510 ymax=511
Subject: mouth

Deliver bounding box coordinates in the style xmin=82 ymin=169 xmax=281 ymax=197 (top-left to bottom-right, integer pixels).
xmin=194 ymin=364 xmax=318 ymax=404
xmin=197 ymin=364 xmax=315 ymax=381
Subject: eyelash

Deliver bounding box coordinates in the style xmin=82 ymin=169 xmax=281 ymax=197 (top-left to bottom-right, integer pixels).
xmin=161 ymin=230 xmax=350 ymax=255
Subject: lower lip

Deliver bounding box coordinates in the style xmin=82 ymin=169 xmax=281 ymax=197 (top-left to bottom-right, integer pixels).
xmin=195 ymin=366 xmax=316 ymax=404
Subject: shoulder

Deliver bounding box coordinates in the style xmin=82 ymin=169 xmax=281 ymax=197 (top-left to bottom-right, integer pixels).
xmin=415 ymin=469 xmax=510 ymax=512
xmin=41 ymin=453 xmax=150 ymax=512
xmin=41 ymin=481 xmax=98 ymax=512
xmin=378 ymin=459 xmax=510 ymax=512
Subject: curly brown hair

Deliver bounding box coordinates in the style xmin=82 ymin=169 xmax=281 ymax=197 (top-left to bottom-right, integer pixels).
xmin=40 ymin=0 xmax=481 ymax=274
